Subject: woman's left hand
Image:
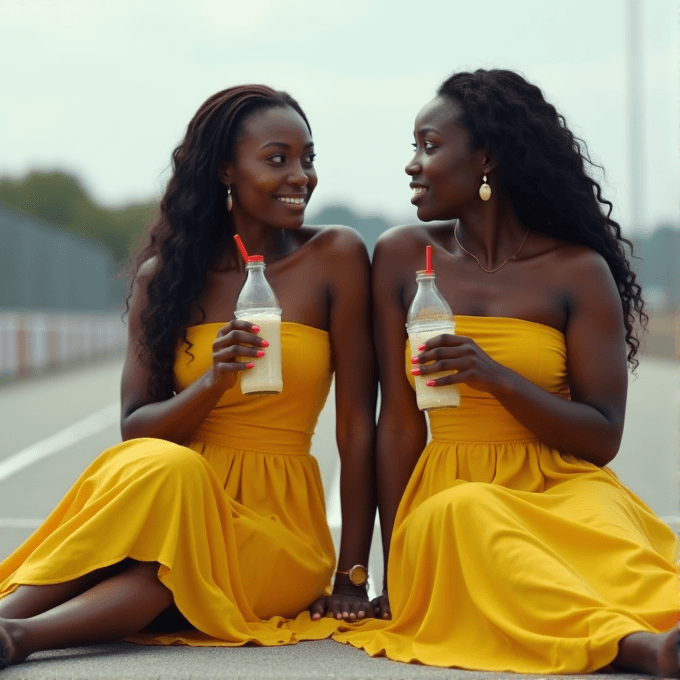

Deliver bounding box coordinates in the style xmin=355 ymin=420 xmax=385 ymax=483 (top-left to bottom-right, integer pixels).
xmin=308 ymin=586 xmax=371 ymax=621
xmin=412 ymin=333 xmax=509 ymax=394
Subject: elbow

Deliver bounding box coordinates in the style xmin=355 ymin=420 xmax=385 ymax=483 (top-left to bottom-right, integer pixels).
xmin=119 ymin=418 xmax=137 ymax=442
xmin=584 ymin=425 xmax=622 ymax=467
xmin=597 ymin=436 xmax=621 ymax=467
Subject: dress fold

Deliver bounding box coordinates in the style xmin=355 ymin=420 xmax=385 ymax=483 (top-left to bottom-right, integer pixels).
xmin=333 ymin=315 xmax=678 ymax=674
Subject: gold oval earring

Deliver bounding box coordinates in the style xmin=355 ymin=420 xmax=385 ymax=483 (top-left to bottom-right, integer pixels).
xmin=226 ymin=185 xmax=233 ymax=212
xmin=479 ymin=175 xmax=491 ymax=201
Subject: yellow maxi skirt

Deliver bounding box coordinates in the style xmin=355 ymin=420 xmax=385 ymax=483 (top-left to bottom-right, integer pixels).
xmin=0 ymin=323 xmax=344 ymax=645
xmin=334 ymin=316 xmax=678 ymax=673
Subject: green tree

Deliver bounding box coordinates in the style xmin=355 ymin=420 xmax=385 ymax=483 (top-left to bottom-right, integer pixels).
xmin=0 ymin=171 xmax=156 ymax=264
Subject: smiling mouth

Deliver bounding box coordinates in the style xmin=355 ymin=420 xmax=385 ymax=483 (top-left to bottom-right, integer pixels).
xmin=412 ymin=187 xmax=426 ymax=199
xmin=276 ymin=197 xmax=306 ymax=205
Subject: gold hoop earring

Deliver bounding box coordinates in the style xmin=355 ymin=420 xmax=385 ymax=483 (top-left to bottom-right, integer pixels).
xmin=226 ymin=185 xmax=233 ymax=212
xmin=479 ymin=175 xmax=491 ymax=201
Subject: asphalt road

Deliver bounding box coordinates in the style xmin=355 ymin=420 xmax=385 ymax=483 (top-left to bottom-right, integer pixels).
xmin=0 ymin=355 xmax=676 ymax=679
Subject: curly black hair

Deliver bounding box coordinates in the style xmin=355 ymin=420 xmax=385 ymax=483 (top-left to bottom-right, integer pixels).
xmin=438 ymin=69 xmax=646 ymax=369
xmin=127 ymin=85 xmax=311 ymax=400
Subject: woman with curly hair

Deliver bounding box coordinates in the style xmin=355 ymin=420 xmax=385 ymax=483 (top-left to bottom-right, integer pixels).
xmin=335 ymin=69 xmax=678 ymax=676
xmin=0 ymin=85 xmax=376 ymax=667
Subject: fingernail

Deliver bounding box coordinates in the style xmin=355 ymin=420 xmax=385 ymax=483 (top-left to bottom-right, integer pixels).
xmin=418 ymin=343 xmax=426 ymax=351
xmin=383 ymin=613 xmax=389 ymax=619
xmin=410 ymin=356 xmax=419 ymax=364
xmin=261 ymin=340 xmax=269 ymax=348
xmin=426 ymin=379 xmax=435 ymax=386
xmin=411 ymin=368 xmax=421 ymax=376
xmin=246 ymin=362 xmax=255 ymax=369
xmin=312 ymin=614 xmax=319 ymax=620
xmin=256 ymin=350 xmax=266 ymax=358
xmin=251 ymin=325 xmax=260 ymax=333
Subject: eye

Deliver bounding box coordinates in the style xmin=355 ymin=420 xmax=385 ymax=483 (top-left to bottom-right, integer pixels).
xmin=304 ymin=153 xmax=316 ymax=164
xmin=269 ymin=154 xmax=285 ymax=164
xmin=411 ymin=141 xmax=436 ymax=152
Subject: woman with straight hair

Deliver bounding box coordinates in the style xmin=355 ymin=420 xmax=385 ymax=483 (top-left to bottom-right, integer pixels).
xmin=0 ymin=85 xmax=376 ymax=667
xmin=335 ymin=69 xmax=679 ymax=676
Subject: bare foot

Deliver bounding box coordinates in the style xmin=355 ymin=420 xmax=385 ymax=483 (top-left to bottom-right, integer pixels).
xmin=657 ymin=626 xmax=680 ymax=678
xmin=615 ymin=626 xmax=680 ymax=678
xmin=0 ymin=619 xmax=30 ymax=668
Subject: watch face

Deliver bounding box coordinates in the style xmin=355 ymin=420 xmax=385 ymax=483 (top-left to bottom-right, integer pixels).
xmin=349 ymin=565 xmax=368 ymax=586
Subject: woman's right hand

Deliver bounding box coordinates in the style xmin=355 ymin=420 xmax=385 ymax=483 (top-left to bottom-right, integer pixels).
xmin=207 ymin=319 xmax=268 ymax=389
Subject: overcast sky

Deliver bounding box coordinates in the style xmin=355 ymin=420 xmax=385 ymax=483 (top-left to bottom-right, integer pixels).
xmin=1 ymin=0 xmax=678 ymax=234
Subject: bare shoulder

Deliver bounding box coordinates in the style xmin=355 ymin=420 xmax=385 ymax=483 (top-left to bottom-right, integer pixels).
xmin=374 ymin=223 xmax=426 ymax=256
xmin=132 ymin=255 xmax=161 ymax=287
xmin=534 ymin=237 xmax=621 ymax=320
xmin=127 ymin=256 xmax=161 ymax=325
xmin=545 ymin=240 xmax=615 ymax=289
xmin=301 ymin=225 xmax=370 ymax=267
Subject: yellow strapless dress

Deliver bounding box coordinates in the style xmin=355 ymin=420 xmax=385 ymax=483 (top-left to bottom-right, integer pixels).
xmin=0 ymin=323 xmax=344 ymax=645
xmin=334 ymin=316 xmax=678 ymax=673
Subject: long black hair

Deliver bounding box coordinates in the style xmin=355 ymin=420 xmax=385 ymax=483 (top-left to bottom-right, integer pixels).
xmin=127 ymin=85 xmax=311 ymax=400
xmin=438 ymin=69 xmax=646 ymax=369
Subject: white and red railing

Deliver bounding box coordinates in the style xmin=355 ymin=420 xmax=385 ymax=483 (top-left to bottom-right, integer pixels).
xmin=0 ymin=311 xmax=127 ymax=380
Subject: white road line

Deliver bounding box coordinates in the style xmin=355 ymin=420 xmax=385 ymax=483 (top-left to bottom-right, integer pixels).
xmin=0 ymin=402 xmax=120 ymax=484
xmin=0 ymin=519 xmax=43 ymax=528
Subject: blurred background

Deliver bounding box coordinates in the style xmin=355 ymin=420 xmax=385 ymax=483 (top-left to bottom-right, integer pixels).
xmin=0 ymin=0 xmax=677 ymax=574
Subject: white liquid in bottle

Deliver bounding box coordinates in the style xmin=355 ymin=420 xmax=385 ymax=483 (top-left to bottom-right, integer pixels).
xmin=406 ymin=259 xmax=460 ymax=411
xmin=408 ymin=322 xmax=460 ymax=411
xmin=234 ymin=255 xmax=283 ymax=396
xmin=235 ymin=311 xmax=282 ymax=395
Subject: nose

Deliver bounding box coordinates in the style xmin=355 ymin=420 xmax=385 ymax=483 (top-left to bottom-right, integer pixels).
xmin=288 ymin=161 xmax=309 ymax=186
xmin=405 ymin=154 xmax=420 ymax=176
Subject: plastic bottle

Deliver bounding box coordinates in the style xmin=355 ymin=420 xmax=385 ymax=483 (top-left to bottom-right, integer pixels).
xmin=405 ymin=246 xmax=460 ymax=410
xmin=234 ymin=254 xmax=283 ymax=396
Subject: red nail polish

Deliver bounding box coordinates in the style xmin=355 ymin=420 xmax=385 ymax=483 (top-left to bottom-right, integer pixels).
xmin=410 ymin=356 xmax=419 ymax=364
xmin=256 ymin=350 xmax=266 ymax=358
xmin=418 ymin=344 xmax=426 ymax=351
xmin=251 ymin=325 xmax=260 ymax=333
xmin=246 ymin=362 xmax=255 ymax=369
xmin=411 ymin=368 xmax=421 ymax=376
xmin=426 ymin=379 xmax=436 ymax=386
xmin=261 ymin=340 xmax=270 ymax=348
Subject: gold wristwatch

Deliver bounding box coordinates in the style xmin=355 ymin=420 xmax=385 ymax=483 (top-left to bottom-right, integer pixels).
xmin=336 ymin=564 xmax=368 ymax=587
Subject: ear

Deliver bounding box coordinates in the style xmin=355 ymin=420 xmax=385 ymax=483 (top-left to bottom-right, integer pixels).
xmin=482 ymin=153 xmax=497 ymax=174
xmin=217 ymin=162 xmax=232 ymax=186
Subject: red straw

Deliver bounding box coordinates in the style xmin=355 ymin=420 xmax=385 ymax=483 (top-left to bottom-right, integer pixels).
xmin=234 ymin=234 xmax=249 ymax=263
xmin=425 ymin=245 xmax=433 ymax=274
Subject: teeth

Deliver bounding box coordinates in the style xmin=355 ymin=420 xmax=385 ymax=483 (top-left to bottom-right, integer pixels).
xmin=412 ymin=187 xmax=425 ymax=197
xmin=277 ymin=197 xmax=305 ymax=205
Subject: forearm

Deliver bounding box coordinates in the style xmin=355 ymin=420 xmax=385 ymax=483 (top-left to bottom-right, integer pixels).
xmin=335 ymin=423 xmax=375 ymax=572
xmin=121 ymin=371 xmax=233 ymax=444
xmin=376 ymin=423 xmax=426 ymax=587
xmin=492 ymin=367 xmax=621 ymax=466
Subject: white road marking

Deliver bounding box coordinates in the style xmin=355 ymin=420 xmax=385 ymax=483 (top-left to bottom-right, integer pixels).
xmin=0 ymin=519 xmax=43 ymax=528
xmin=0 ymin=402 xmax=119 ymax=484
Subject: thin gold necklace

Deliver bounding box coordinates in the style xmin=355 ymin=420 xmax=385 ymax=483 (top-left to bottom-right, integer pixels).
xmin=454 ymin=222 xmax=530 ymax=274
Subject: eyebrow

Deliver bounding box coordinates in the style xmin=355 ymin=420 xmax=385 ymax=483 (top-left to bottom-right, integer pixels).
xmin=260 ymin=141 xmax=315 ymax=150
xmin=414 ymin=127 xmax=441 ymax=136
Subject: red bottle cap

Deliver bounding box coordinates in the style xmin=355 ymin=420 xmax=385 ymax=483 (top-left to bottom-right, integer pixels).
xmin=247 ymin=255 xmax=264 ymax=262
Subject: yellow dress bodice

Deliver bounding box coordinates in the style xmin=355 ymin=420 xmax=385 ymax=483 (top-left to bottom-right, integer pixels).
xmin=406 ymin=315 xmax=570 ymax=442
xmin=175 ymin=322 xmax=332 ymax=454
